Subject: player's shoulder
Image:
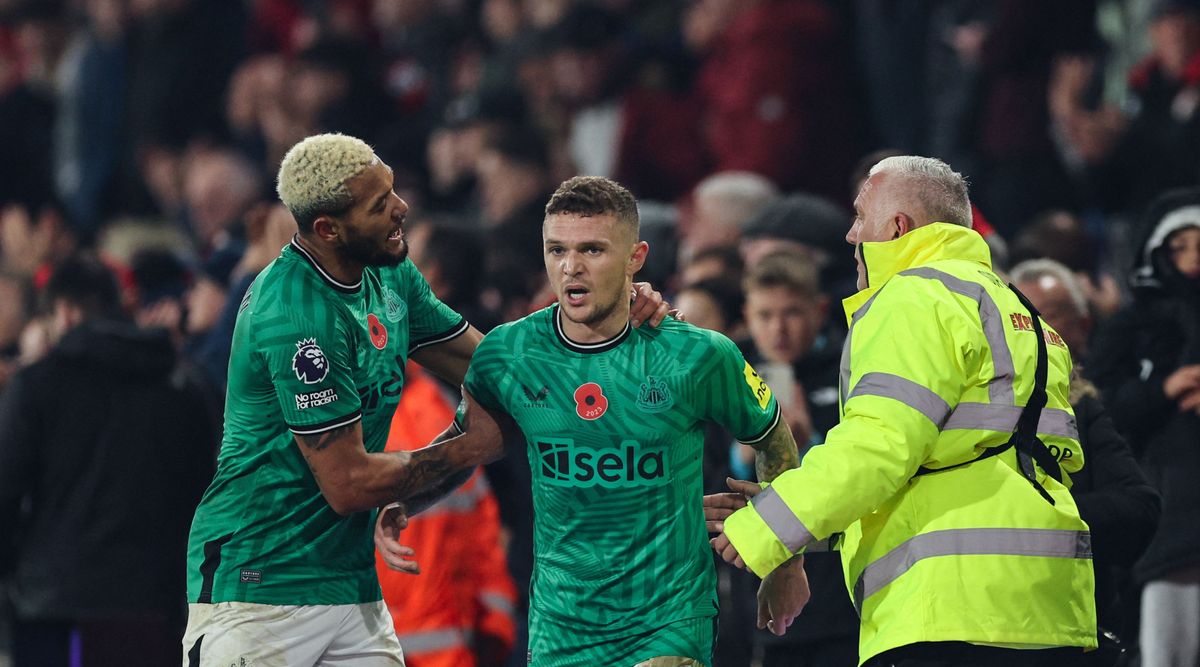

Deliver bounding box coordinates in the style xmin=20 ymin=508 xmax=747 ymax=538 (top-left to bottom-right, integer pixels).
xmin=242 ymin=249 xmax=346 ymax=330
xmin=641 ymin=316 xmax=729 ymax=344
xmin=477 ymin=306 xmax=553 ymax=352
xmin=638 ymin=317 xmax=740 ymax=359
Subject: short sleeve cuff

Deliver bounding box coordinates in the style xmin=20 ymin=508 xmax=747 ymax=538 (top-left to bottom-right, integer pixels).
xmin=288 ymin=411 xmax=362 ymax=436
xmin=736 ymin=403 xmax=782 ymax=445
xmin=409 ymin=317 xmax=469 ymax=353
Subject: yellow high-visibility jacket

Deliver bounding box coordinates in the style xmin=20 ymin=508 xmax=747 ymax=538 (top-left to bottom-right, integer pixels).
xmin=723 ymin=223 xmax=1097 ymax=664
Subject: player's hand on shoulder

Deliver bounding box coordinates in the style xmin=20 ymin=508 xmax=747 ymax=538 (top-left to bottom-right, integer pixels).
xmin=375 ymin=502 xmax=420 ymax=574
xmin=758 ymin=555 xmax=810 ymax=636
xmin=630 ymin=282 xmax=672 ymax=328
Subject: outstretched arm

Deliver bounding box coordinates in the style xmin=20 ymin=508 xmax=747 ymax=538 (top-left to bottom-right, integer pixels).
xmin=296 ymin=389 xmax=504 ymax=515
xmin=745 ymin=421 xmax=807 ymax=634
xmin=402 ymin=409 xmax=520 ymax=516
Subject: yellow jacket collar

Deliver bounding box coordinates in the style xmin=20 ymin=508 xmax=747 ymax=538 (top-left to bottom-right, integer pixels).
xmin=843 ymin=222 xmax=992 ymax=325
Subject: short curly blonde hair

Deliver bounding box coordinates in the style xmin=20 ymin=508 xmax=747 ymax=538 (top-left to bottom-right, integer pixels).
xmin=276 ymin=133 xmax=379 ymax=231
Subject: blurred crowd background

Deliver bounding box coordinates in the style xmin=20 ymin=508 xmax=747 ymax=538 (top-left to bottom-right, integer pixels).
xmin=1 ymin=0 xmax=1199 ymax=665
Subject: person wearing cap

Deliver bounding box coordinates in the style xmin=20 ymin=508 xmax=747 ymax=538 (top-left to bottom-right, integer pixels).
xmin=705 ymin=155 xmax=1097 ymax=666
xmin=739 ymin=191 xmax=856 ymax=305
xmin=1087 ymin=187 xmax=1200 ymax=667
xmin=427 ymin=89 xmax=529 ymax=217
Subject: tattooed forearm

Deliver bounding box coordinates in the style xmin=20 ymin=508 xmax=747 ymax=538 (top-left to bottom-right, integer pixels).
xmin=297 ymin=423 xmax=357 ymax=452
xmin=753 ymin=420 xmax=800 ymax=483
xmin=392 ymin=449 xmax=459 ymax=500
xmin=392 ymin=423 xmax=474 ymax=508
xmin=405 ymin=467 xmax=473 ymax=515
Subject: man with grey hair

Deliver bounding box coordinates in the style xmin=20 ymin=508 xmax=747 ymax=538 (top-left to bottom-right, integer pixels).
xmin=681 ymin=171 xmax=780 ymax=263
xmin=706 ymin=155 xmax=1098 ymax=666
xmin=1011 ymin=259 xmax=1092 ymax=362
xmin=182 ymin=133 xmax=672 ymax=665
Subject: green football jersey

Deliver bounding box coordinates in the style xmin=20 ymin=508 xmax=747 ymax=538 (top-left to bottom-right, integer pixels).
xmin=464 ymin=306 xmax=780 ymax=659
xmin=186 ymin=238 xmax=465 ymax=605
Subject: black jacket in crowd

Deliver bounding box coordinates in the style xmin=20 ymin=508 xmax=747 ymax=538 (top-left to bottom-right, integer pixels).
xmin=1087 ymin=187 xmax=1200 ymax=584
xmin=0 ymin=320 xmax=217 ymax=621
xmin=1069 ymin=392 xmax=1161 ymax=633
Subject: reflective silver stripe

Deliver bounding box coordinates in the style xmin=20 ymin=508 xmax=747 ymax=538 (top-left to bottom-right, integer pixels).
xmin=900 ymin=268 xmax=1015 ymax=405
xmin=480 ymin=591 xmax=515 ymax=616
xmin=943 ymin=402 xmax=1079 ymax=439
xmin=752 ymin=486 xmax=813 ymax=553
xmin=853 ymin=528 xmax=1091 ymax=612
xmin=839 ymin=335 xmax=851 ymax=406
xmin=803 ymin=537 xmax=832 ymax=553
xmin=841 ymin=291 xmax=883 ymax=405
xmin=396 ymin=627 xmax=472 ymax=653
xmin=848 ymin=372 xmax=951 ymax=429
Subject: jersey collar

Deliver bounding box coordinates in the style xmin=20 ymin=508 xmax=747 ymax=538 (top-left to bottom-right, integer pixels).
xmin=552 ymin=305 xmax=631 ymax=354
xmin=289 ymin=235 xmax=362 ymax=293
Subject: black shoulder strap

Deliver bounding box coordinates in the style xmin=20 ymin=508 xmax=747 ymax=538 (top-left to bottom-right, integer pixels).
xmin=914 ymin=283 xmax=1061 ymax=504
xmin=1009 ymin=283 xmax=1062 ymax=502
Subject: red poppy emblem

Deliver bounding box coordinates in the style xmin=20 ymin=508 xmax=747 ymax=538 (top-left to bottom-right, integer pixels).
xmin=367 ymin=313 xmax=388 ymax=349
xmin=574 ymin=382 xmax=608 ymax=420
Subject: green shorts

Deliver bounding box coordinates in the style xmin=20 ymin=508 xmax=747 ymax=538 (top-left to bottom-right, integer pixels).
xmin=528 ymin=613 xmax=714 ymax=667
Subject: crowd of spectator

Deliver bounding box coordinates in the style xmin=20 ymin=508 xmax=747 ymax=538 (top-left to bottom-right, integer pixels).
xmin=0 ymin=0 xmax=1198 ymax=665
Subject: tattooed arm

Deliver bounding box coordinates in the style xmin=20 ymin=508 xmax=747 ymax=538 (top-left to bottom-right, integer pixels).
xmin=295 ymin=390 xmax=505 ymax=516
xmin=744 ymin=418 xmax=808 ymax=635
xmin=396 ymin=419 xmax=486 ymax=516
xmin=749 ymin=418 xmax=800 ymax=483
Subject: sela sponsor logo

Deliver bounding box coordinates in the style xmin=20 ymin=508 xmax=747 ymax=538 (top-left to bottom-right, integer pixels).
xmin=1008 ymin=312 xmax=1067 ymax=348
xmin=536 ymin=438 xmax=667 ymax=488
xmin=292 ymin=338 xmax=329 ymax=384
xmin=574 ymin=382 xmax=608 ymax=420
xmin=367 ymin=313 xmax=388 ymax=350
xmin=382 ymin=285 xmax=407 ymax=323
xmin=636 ymin=376 xmax=673 ymax=413
xmin=296 ymin=387 xmax=339 ymax=411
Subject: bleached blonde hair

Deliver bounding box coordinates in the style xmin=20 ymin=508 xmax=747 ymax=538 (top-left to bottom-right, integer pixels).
xmin=276 ymin=133 xmax=379 ymax=231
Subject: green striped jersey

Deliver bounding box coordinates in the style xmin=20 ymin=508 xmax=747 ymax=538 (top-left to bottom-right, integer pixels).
xmin=186 ymin=238 xmax=465 ymax=605
xmin=464 ymin=305 xmax=780 ymax=645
